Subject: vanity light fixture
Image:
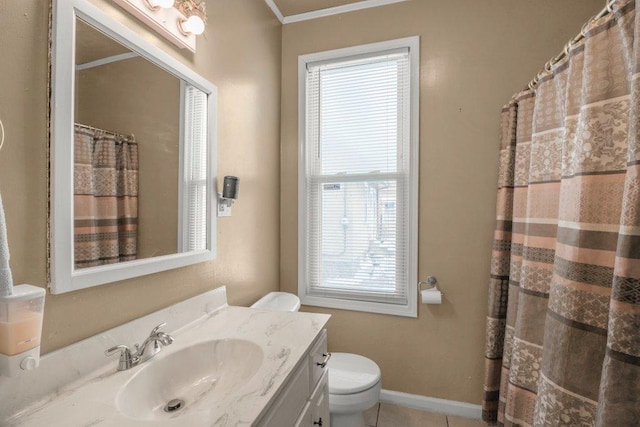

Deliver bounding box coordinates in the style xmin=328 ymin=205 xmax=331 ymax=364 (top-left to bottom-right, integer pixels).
xmin=112 ymin=0 xmax=206 ymax=52
xmin=175 ymin=0 xmax=207 ymax=35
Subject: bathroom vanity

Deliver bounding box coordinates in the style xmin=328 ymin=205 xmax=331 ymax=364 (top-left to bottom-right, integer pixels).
xmin=0 ymin=287 xmax=331 ymax=426
xmin=257 ymin=329 xmax=330 ymax=426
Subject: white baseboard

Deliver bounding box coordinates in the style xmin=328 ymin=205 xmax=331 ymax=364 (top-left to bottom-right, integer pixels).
xmin=380 ymin=389 xmax=482 ymax=420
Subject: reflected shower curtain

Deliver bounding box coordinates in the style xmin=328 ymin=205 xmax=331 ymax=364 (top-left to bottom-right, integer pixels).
xmin=483 ymin=1 xmax=640 ymax=426
xmin=74 ymin=124 xmax=138 ymax=268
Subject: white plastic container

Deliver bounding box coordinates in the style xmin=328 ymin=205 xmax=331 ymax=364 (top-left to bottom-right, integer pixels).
xmin=0 ymin=284 xmax=45 ymax=377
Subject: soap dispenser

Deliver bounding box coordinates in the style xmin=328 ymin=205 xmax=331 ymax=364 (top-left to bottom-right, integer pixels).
xmin=0 ymin=284 xmax=45 ymax=377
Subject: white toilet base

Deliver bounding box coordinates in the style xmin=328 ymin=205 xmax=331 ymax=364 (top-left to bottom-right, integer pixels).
xmin=329 ymin=380 xmax=381 ymax=427
xmin=330 ymin=411 xmax=366 ymax=427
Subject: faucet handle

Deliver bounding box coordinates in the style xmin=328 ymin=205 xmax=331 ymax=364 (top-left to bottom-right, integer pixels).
xmin=156 ymin=332 xmax=175 ymax=345
xmin=149 ymin=322 xmax=167 ymax=335
xmin=105 ymin=345 xmax=135 ymax=371
xmin=105 ymin=344 xmax=130 ymax=357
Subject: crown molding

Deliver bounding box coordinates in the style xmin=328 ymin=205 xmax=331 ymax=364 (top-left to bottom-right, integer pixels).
xmin=264 ymin=0 xmax=409 ymax=25
xmin=264 ymin=0 xmax=284 ymax=23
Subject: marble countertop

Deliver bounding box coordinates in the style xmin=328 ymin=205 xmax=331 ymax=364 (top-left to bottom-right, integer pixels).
xmin=5 ymin=306 xmax=330 ymax=426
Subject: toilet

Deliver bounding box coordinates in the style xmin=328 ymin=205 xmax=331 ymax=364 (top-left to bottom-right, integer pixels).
xmin=252 ymin=292 xmax=381 ymax=427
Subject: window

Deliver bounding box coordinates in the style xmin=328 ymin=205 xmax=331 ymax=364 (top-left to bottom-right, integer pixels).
xmin=298 ymin=37 xmax=419 ymax=317
xmin=180 ymin=83 xmax=208 ymax=251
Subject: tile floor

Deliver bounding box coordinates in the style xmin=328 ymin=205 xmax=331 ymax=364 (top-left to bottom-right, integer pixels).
xmin=363 ymin=403 xmax=486 ymax=427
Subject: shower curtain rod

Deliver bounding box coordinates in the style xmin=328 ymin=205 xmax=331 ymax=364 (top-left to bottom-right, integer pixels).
xmin=527 ymin=0 xmax=616 ymax=90
xmin=74 ymin=122 xmax=135 ymax=140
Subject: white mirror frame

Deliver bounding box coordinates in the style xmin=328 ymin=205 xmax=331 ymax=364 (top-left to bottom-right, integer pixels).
xmin=50 ymin=0 xmax=217 ymax=294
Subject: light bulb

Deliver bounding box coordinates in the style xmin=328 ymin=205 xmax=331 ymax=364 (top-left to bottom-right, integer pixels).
xmin=183 ymin=15 xmax=205 ymax=35
xmin=148 ymin=0 xmax=174 ymax=8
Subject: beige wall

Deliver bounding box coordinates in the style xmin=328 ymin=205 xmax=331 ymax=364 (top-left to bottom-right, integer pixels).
xmin=280 ymin=0 xmax=603 ymax=404
xmin=0 ymin=0 xmax=282 ymax=353
xmin=0 ymin=0 xmax=605 ymax=407
xmin=76 ymin=56 xmax=181 ymax=259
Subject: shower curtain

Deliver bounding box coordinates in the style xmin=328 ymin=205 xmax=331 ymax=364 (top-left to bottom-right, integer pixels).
xmin=73 ymin=124 xmax=138 ymax=268
xmin=483 ymin=1 xmax=640 ymax=426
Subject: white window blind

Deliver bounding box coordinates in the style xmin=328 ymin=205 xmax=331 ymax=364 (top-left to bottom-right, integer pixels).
xmin=299 ymin=38 xmax=418 ymax=316
xmin=183 ymin=84 xmax=208 ymax=251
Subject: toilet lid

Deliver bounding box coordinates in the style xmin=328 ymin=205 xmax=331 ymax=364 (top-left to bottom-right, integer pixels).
xmin=328 ymin=353 xmax=381 ymax=395
xmin=250 ymin=292 xmax=301 ymax=311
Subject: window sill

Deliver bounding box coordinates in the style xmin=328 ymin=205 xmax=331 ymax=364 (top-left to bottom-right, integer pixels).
xmin=300 ymin=294 xmax=417 ymax=318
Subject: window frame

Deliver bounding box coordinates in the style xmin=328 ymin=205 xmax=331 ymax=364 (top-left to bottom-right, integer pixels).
xmin=178 ymin=82 xmax=209 ymax=253
xmin=297 ymin=36 xmax=420 ymax=317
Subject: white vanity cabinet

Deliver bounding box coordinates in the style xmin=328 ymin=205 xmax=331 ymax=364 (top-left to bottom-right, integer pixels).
xmin=258 ymin=330 xmax=330 ymax=427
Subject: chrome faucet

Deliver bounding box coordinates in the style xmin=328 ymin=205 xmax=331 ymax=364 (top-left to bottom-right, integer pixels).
xmin=105 ymin=322 xmax=174 ymax=371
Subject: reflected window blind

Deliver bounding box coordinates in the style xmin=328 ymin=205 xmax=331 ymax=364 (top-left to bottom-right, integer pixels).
xmin=303 ymin=49 xmax=411 ymax=305
xmin=184 ymin=85 xmax=208 ymax=251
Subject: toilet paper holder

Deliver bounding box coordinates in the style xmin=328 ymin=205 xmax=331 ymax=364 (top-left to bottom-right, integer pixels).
xmin=418 ymin=276 xmax=444 ymax=295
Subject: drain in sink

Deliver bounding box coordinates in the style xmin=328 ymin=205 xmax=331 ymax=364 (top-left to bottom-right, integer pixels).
xmin=164 ymin=399 xmax=185 ymax=413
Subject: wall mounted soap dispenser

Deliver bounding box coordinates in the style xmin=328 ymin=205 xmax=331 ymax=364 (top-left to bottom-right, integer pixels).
xmin=0 ymin=174 xmax=46 ymax=377
xmin=0 ymin=285 xmax=46 ymax=377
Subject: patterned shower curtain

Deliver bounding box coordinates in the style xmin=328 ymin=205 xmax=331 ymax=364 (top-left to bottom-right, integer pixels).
xmin=73 ymin=124 xmax=138 ymax=268
xmin=483 ymin=0 xmax=640 ymax=426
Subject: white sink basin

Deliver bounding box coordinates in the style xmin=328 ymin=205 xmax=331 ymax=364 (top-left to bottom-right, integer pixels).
xmin=116 ymin=339 xmax=264 ymax=420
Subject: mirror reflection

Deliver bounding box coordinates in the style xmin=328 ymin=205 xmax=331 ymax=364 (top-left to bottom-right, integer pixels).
xmin=50 ymin=0 xmax=216 ymax=293
xmin=72 ymin=20 xmax=205 ymax=269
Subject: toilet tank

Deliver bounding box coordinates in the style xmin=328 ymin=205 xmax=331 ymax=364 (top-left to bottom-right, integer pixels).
xmin=251 ymin=292 xmax=301 ymax=312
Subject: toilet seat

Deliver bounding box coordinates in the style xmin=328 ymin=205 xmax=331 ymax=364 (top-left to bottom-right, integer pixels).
xmin=328 ymin=353 xmax=381 ymax=395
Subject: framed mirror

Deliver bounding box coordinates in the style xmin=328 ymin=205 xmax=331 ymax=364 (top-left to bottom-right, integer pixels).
xmin=50 ymin=0 xmax=217 ymax=294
